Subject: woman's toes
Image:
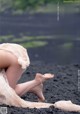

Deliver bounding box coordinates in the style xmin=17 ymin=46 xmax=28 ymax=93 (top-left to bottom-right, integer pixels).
xmin=43 ymin=73 xmax=54 ymax=79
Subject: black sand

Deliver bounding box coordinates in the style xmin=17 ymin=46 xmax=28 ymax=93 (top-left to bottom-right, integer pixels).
xmin=4 ymin=61 xmax=80 ymax=114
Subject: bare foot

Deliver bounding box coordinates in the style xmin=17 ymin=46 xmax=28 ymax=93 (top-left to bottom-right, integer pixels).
xmin=35 ymin=73 xmax=54 ymax=84
xmin=30 ymin=83 xmax=45 ymax=102
xmin=30 ymin=73 xmax=54 ymax=102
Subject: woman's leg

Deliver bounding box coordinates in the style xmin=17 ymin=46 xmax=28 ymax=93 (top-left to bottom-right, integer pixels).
xmin=15 ymin=73 xmax=43 ymax=96
xmin=29 ymin=83 xmax=45 ymax=102
xmin=0 ymin=50 xmax=28 ymax=89
xmin=15 ymin=73 xmax=54 ymax=101
xmin=5 ymin=55 xmax=54 ymax=101
xmin=0 ymin=50 xmax=54 ymax=101
xmin=5 ymin=57 xmax=46 ymax=101
xmin=28 ymin=73 xmax=54 ymax=102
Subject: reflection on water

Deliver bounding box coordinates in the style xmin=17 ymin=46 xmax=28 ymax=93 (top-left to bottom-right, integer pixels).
xmin=29 ymin=38 xmax=80 ymax=65
xmin=0 ymin=34 xmax=79 ymax=65
xmin=56 ymin=42 xmax=74 ymax=64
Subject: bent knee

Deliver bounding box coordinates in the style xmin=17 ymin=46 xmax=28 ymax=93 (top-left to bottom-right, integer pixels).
xmin=0 ymin=50 xmax=18 ymax=68
xmin=11 ymin=59 xmax=22 ymax=71
xmin=8 ymin=53 xmax=21 ymax=69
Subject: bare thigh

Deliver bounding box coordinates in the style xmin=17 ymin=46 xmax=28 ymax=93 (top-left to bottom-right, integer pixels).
xmin=0 ymin=50 xmax=24 ymax=89
xmin=0 ymin=50 xmax=12 ymax=68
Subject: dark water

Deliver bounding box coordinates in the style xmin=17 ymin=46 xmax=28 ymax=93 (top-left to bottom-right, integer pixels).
xmin=28 ymin=38 xmax=80 ymax=65
xmin=0 ymin=12 xmax=80 ymax=65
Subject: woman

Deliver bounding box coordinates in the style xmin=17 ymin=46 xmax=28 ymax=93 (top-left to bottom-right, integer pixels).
xmin=0 ymin=43 xmax=54 ymax=102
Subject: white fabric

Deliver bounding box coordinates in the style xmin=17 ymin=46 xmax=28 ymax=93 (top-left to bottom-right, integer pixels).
xmin=0 ymin=43 xmax=30 ymax=70
xmin=54 ymin=100 xmax=80 ymax=112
